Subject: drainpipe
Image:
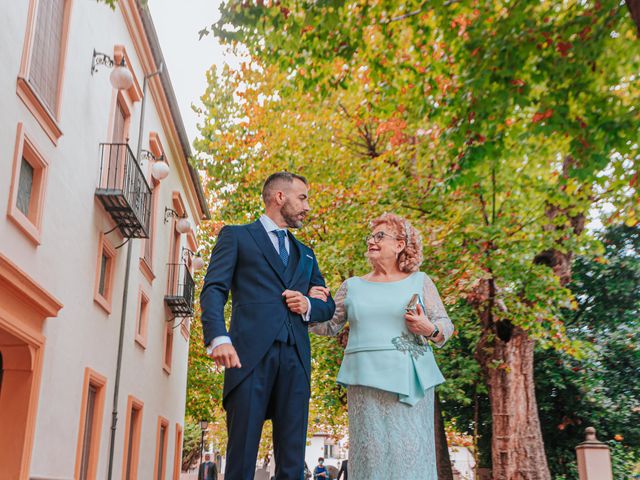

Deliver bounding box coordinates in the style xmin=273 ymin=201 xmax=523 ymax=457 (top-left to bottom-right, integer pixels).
xmin=106 ymin=62 xmax=163 ymax=480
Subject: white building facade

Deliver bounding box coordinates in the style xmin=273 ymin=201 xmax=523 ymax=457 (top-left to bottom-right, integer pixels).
xmin=305 ymin=432 xmax=348 ymax=474
xmin=0 ymin=1 xmax=209 ymax=479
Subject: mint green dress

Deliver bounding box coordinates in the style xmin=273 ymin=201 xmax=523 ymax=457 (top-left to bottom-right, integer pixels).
xmin=310 ymin=272 xmax=454 ymax=480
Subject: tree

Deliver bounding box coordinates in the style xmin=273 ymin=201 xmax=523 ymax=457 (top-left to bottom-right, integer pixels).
xmin=535 ymin=225 xmax=640 ymax=478
xmin=201 ymin=2 xmax=640 ymax=477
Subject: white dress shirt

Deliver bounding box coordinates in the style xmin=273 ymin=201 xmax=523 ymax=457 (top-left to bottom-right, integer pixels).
xmin=206 ymin=214 xmax=311 ymax=354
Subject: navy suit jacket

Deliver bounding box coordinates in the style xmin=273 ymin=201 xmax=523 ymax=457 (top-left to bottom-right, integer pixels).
xmin=200 ymin=220 xmax=336 ymax=399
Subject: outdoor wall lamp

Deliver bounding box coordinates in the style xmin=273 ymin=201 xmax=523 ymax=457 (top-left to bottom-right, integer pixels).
xmin=91 ymin=49 xmax=134 ymax=91
xmin=182 ymin=247 xmax=205 ymax=271
xmin=151 ymin=160 xmax=170 ymax=181
xmin=164 ymin=207 xmax=191 ymax=233
xmin=141 ymin=150 xmax=170 ymax=181
xmin=140 ymin=150 xmax=170 ymax=181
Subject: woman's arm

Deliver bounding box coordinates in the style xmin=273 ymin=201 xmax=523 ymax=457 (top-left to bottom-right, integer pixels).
xmin=422 ymin=274 xmax=455 ymax=347
xmin=308 ymin=281 xmax=348 ymax=336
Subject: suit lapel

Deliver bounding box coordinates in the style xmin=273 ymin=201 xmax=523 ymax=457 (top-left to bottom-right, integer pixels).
xmin=247 ymin=220 xmax=287 ymax=285
xmin=288 ymin=233 xmax=310 ymax=287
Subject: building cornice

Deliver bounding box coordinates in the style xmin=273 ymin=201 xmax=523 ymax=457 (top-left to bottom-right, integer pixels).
xmin=118 ymin=0 xmax=210 ymax=223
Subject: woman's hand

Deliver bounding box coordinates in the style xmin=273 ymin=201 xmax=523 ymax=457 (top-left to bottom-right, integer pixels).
xmin=308 ymin=286 xmax=330 ymax=302
xmin=404 ymin=303 xmax=436 ymax=337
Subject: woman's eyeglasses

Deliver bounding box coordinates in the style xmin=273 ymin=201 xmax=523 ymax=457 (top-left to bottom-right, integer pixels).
xmin=365 ymin=231 xmax=400 ymax=244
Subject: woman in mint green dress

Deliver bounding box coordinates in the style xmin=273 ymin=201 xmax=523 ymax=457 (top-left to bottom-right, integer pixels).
xmin=309 ymin=213 xmax=454 ymax=480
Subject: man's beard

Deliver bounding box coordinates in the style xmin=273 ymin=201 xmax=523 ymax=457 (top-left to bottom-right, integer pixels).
xmin=281 ymin=200 xmax=305 ymax=229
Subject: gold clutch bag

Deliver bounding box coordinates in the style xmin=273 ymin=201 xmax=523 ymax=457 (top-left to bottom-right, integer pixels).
xmin=406 ymin=294 xmax=429 ymax=346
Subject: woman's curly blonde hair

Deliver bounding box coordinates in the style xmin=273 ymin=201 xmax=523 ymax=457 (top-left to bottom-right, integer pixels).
xmin=369 ymin=213 xmax=423 ymax=273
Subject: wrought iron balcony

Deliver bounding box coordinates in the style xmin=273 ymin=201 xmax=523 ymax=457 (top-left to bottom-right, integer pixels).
xmin=165 ymin=263 xmax=195 ymax=317
xmin=95 ymin=143 xmax=151 ymax=238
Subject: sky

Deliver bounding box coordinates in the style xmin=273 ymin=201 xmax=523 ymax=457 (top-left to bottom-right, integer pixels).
xmin=146 ymin=0 xmax=236 ymax=145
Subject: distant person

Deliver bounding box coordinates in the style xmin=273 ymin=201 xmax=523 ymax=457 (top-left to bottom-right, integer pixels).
xmin=309 ymin=213 xmax=454 ymax=480
xmin=313 ymin=458 xmax=328 ymax=480
xmin=198 ymin=453 xmax=218 ymax=480
xmin=336 ymin=459 xmax=348 ymax=480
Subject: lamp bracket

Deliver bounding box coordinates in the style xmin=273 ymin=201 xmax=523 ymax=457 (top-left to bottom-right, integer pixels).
xmin=91 ymin=49 xmax=116 ymax=75
xmin=140 ymin=149 xmax=165 ymax=163
xmin=164 ymin=207 xmax=186 ymax=224
xmin=182 ymin=247 xmax=200 ymax=262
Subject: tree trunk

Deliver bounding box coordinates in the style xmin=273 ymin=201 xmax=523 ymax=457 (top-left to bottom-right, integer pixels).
xmin=435 ymin=390 xmax=454 ymax=480
xmin=626 ymin=0 xmax=640 ymax=36
xmin=478 ymin=326 xmax=550 ymax=480
xmin=472 ymin=275 xmax=551 ymax=480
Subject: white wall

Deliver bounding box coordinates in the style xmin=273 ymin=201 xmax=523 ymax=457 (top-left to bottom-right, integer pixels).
xmin=0 ymin=1 xmax=199 ymax=478
xmin=450 ymin=446 xmax=476 ymax=480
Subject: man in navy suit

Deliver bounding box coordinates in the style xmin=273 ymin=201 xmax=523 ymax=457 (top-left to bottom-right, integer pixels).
xmin=200 ymin=172 xmax=336 ymax=480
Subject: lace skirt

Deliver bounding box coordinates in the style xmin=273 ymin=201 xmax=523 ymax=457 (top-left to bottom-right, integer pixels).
xmin=347 ymin=385 xmax=437 ymax=480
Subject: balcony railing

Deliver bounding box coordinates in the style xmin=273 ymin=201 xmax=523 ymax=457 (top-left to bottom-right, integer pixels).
xmin=95 ymin=143 xmax=151 ymax=239
xmin=165 ymin=263 xmax=195 ymax=317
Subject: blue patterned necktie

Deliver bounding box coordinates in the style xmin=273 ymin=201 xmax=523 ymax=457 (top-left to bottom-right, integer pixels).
xmin=275 ymin=230 xmax=289 ymax=267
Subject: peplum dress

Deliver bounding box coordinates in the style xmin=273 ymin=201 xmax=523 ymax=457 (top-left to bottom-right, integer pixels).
xmin=310 ymin=271 xmax=454 ymax=480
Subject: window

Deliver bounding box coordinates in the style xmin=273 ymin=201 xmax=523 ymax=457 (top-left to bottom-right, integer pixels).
xmin=17 ymin=0 xmax=72 ymax=143
xmin=74 ymin=368 xmax=107 ymax=480
xmin=17 ymin=158 xmax=34 ymax=216
xmin=167 ymin=192 xmax=185 ymax=297
xmin=7 ymin=123 xmax=49 ymax=245
xmin=112 ymin=100 xmax=128 ymax=143
xmin=135 ymin=289 xmax=149 ymax=348
xmin=180 ymin=232 xmax=198 ymax=341
xmin=122 ymin=396 xmax=143 ymax=480
xmin=30 ymin=0 xmax=66 ymax=113
xmin=162 ymin=323 xmax=173 ymax=374
xmin=172 ymin=424 xmax=183 ymax=480
xmin=141 ymin=132 xmax=165 ymax=279
xmin=153 ymin=417 xmax=169 ymax=480
xmin=94 ymin=234 xmax=116 ymax=313
xmin=79 ymin=385 xmax=97 ymax=479
xmin=142 ymin=186 xmax=155 ymax=264
xmin=324 ymin=444 xmax=334 ymax=459
xmin=140 ymin=179 xmax=159 ymax=282
xmin=98 ymin=254 xmax=109 ymax=296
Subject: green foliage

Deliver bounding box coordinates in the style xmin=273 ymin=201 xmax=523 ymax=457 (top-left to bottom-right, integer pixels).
xmin=188 ymin=0 xmax=640 ymax=470
xmin=97 ymin=0 xmax=117 ymax=9
xmin=182 ymin=419 xmax=204 ymax=471
xmin=535 ymin=225 xmax=640 ymax=479
xmin=609 ymin=440 xmax=640 ymax=479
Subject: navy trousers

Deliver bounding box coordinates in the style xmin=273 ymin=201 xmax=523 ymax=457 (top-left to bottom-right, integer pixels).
xmin=223 ymin=340 xmax=310 ymax=480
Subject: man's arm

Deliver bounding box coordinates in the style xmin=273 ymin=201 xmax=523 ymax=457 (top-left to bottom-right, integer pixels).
xmin=200 ymin=226 xmax=237 ymax=346
xmin=307 ymin=254 xmax=336 ymax=323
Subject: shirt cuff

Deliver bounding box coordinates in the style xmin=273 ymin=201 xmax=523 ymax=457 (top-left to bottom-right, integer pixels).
xmin=206 ymin=335 xmax=232 ymax=355
xmin=301 ymin=296 xmax=312 ymax=322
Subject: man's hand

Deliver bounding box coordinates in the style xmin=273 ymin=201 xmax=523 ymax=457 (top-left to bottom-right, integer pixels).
xmin=283 ymin=289 xmax=309 ymax=314
xmin=209 ymin=343 xmax=242 ymax=369
xmin=308 ymin=286 xmax=330 ymax=302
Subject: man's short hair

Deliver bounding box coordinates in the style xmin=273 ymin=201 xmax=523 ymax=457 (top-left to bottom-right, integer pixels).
xmin=262 ymin=171 xmax=308 ymax=204
xmin=318 ymin=457 xmax=324 ymax=462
